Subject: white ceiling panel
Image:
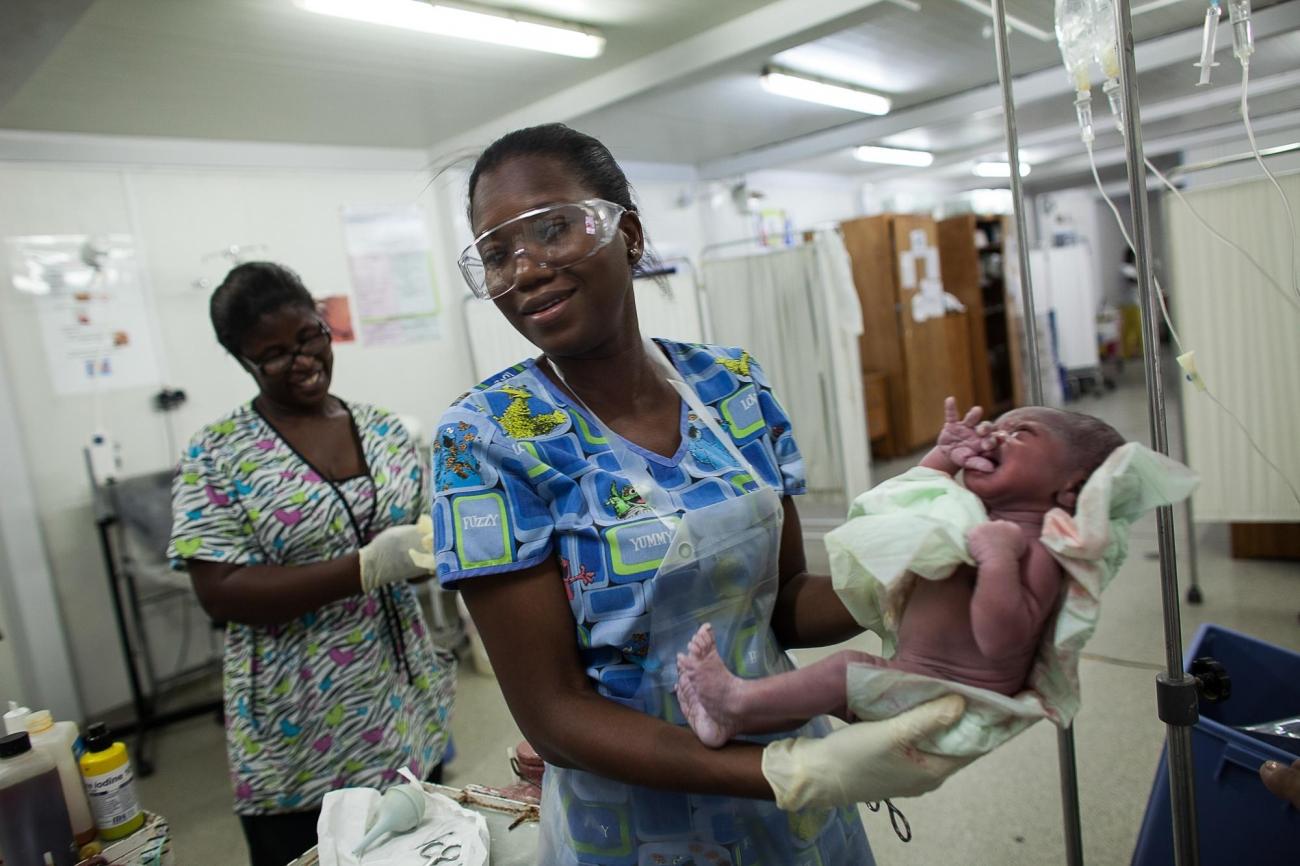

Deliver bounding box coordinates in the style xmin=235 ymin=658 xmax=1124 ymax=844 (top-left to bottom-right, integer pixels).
xmin=0 ymin=0 xmax=779 ymax=147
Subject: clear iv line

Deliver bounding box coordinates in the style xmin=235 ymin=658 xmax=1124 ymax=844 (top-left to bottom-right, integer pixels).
xmin=1142 ymin=158 xmax=1297 ymax=313
xmin=1240 ymin=60 xmax=1300 ymax=304
xmin=1086 ymin=139 xmax=1300 ymax=509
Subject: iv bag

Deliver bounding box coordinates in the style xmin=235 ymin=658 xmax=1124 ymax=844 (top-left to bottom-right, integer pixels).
xmin=1090 ymin=0 xmax=1121 ymax=81
xmin=1055 ymin=0 xmax=1095 ymax=93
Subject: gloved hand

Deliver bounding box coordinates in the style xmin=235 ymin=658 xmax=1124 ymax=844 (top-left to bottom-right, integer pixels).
xmin=761 ymin=694 xmax=968 ymax=811
xmin=358 ymin=523 xmax=429 ymax=593
xmin=409 ymin=514 xmax=435 ymax=573
xmin=937 ymin=397 xmax=998 ymax=473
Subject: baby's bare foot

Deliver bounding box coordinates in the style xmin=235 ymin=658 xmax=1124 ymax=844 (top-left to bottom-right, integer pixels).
xmin=675 ymin=623 xmax=746 ymax=748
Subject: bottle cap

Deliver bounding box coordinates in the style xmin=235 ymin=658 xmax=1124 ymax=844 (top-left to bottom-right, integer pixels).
xmin=84 ymin=722 xmax=113 ymax=754
xmin=0 ymin=732 xmax=32 ymax=758
xmin=3 ymin=701 xmax=31 ymax=735
xmin=25 ymin=710 xmax=54 ymax=734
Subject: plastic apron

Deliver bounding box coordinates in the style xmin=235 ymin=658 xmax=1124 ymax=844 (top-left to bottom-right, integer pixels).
xmin=540 ymin=341 xmax=873 ymax=866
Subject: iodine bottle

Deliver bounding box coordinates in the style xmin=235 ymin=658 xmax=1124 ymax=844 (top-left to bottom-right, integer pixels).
xmin=78 ymin=723 xmax=145 ymax=841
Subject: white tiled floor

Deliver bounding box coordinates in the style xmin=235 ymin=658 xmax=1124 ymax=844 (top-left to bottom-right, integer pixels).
xmin=135 ymin=360 xmax=1299 ymax=865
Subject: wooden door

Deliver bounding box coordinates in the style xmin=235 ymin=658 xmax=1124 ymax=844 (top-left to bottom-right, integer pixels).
xmin=890 ymin=215 xmax=952 ymax=451
xmin=840 ymin=216 xmax=906 ymax=455
xmin=938 ymin=215 xmax=994 ymax=411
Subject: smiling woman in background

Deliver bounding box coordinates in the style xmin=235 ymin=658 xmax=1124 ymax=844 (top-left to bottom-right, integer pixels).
xmin=168 ymin=262 xmax=455 ymax=866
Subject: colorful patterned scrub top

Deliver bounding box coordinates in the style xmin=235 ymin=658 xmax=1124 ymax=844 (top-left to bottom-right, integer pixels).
xmin=432 ymin=340 xmax=803 ymax=703
xmin=168 ymin=401 xmax=455 ymax=816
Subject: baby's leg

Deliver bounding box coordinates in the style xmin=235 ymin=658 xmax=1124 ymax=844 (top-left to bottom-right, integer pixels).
xmin=676 ymin=623 xmax=879 ymax=747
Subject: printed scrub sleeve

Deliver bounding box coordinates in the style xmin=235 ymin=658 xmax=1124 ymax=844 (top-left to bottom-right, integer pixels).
xmin=168 ymin=402 xmax=454 ymax=816
xmin=431 ymin=339 xmax=803 ymax=699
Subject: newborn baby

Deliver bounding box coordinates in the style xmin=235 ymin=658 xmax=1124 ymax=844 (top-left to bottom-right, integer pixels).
xmin=676 ymin=398 xmax=1125 ymax=748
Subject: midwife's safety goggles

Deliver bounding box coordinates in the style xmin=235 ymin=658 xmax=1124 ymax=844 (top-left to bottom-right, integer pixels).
xmin=458 ymin=198 xmax=628 ymax=300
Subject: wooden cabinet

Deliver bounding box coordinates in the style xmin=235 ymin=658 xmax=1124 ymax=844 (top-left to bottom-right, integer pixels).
xmin=938 ymin=214 xmax=1025 ymax=417
xmin=840 ymin=214 xmax=976 ymax=457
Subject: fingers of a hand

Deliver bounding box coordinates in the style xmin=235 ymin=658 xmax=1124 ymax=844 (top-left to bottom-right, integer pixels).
xmin=965 ymin=456 xmax=996 ymax=473
xmin=944 ymin=396 xmax=958 ymax=423
xmin=961 ymin=406 xmax=982 ymax=427
xmin=893 ymin=694 xmax=967 ymax=745
xmin=1260 ymin=760 xmax=1300 ymax=806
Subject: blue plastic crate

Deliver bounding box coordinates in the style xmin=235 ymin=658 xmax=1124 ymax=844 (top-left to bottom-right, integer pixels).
xmin=1132 ymin=624 xmax=1300 ymax=865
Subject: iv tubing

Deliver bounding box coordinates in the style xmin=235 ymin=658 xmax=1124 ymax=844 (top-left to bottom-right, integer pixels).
xmin=1240 ymin=61 xmax=1300 ymax=303
xmin=1143 ymin=159 xmax=1297 ymax=312
xmin=1088 ymin=142 xmax=1300 ymax=509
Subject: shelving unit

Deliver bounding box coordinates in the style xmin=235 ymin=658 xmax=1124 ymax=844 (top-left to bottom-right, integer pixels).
xmin=938 ymin=213 xmax=1025 ymax=415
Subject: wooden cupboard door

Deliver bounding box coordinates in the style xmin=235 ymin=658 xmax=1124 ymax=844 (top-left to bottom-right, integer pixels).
xmin=937 ymin=215 xmax=994 ymax=410
xmin=890 ymin=216 xmax=951 ymax=451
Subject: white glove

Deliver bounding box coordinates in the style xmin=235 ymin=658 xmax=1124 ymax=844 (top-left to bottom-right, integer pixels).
xmin=761 ymin=694 xmax=968 ymax=811
xmin=358 ymin=522 xmax=430 ymax=593
xmin=409 ymin=514 xmax=435 ymax=573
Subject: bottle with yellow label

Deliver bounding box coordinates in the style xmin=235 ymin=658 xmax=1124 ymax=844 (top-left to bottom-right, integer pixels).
xmin=78 ymin=723 xmax=144 ymax=840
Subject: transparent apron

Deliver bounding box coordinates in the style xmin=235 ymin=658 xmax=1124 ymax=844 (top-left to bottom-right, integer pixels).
xmin=540 ymin=341 xmax=873 ymax=866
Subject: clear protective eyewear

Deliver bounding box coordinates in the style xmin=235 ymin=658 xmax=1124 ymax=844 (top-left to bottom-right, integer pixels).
xmin=458 ymin=198 xmax=627 ymax=300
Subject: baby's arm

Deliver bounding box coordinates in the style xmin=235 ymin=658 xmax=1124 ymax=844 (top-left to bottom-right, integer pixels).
xmin=921 ymin=397 xmax=999 ymax=476
xmin=966 ymin=522 xmax=1063 ymax=659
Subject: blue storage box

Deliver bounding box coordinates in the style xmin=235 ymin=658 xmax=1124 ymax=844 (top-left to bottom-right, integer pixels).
xmin=1132 ymin=624 xmax=1300 ymax=865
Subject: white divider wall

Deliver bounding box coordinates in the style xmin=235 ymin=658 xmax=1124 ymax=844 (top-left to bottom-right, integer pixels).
xmin=1165 ymin=171 xmax=1300 ymax=521
xmin=0 ymin=158 xmax=476 ymax=716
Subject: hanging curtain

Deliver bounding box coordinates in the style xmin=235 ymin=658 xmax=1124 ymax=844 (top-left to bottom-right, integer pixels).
xmin=700 ymin=234 xmax=871 ymax=500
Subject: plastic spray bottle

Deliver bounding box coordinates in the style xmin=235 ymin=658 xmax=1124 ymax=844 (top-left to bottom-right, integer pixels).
xmin=78 ymin=722 xmax=145 ymax=841
xmin=26 ymin=710 xmax=97 ymax=847
xmin=0 ymin=731 xmax=78 ymax=866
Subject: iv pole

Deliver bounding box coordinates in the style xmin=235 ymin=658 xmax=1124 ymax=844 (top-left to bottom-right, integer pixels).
xmin=990 ymin=0 xmax=1203 ymax=863
xmin=1111 ymin=0 xmax=1201 ymax=861
xmin=988 ymin=3 xmax=1085 ymax=864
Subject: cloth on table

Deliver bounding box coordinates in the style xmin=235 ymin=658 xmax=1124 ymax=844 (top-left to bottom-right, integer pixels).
xmin=316 ymin=780 xmax=489 ymax=866
xmin=825 ymin=443 xmax=1198 ymax=757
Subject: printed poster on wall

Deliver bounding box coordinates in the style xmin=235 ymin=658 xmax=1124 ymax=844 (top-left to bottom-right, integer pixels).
xmin=6 ymin=234 xmax=162 ymax=395
xmin=341 ymin=205 xmax=442 ymax=347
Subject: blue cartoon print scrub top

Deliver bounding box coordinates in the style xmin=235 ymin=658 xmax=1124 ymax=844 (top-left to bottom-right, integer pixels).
xmin=169 ymin=402 xmax=455 ymax=815
xmin=431 ymin=340 xmax=803 ymax=702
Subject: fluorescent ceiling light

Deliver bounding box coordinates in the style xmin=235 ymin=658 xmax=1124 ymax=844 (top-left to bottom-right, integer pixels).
xmin=854 ymin=145 xmax=934 ymax=167
xmin=973 ymin=161 xmax=1031 ymax=178
xmin=297 ymin=0 xmax=605 ymax=59
xmin=760 ymin=68 xmax=891 ymax=116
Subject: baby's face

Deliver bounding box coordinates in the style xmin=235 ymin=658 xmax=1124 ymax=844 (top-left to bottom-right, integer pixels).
xmin=963 ymin=409 xmax=1074 ymax=509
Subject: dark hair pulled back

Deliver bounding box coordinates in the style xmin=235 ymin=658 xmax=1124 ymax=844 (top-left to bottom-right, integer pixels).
xmin=209 ymin=261 xmax=315 ymax=356
xmin=467 ymin=123 xmax=664 ymax=282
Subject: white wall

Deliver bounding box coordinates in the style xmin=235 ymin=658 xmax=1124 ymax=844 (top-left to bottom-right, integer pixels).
xmin=0 ymin=152 xmax=477 ymax=717
xmin=1179 ymin=123 xmax=1300 ymax=190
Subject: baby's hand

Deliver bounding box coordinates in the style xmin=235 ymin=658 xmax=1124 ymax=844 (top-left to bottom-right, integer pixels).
xmin=937 ymin=397 xmax=998 ymax=473
xmin=966 ymin=520 xmax=1028 ymax=564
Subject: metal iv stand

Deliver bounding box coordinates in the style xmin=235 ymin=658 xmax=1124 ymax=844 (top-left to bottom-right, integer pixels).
xmin=988 ymin=0 xmax=1202 ymax=862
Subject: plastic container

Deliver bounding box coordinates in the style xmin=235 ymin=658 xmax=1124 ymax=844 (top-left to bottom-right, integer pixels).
xmin=1132 ymin=624 xmax=1300 ymax=865
xmin=27 ymin=710 xmax=97 ymax=846
xmin=79 ymin=723 xmax=145 ymax=841
xmin=0 ymin=731 xmax=78 ymax=866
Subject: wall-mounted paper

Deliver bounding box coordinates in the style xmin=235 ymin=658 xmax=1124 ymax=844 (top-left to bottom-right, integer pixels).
xmin=341 ymin=205 xmax=442 ymax=347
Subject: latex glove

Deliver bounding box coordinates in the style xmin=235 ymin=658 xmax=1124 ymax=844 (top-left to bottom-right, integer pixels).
xmin=937 ymin=397 xmax=998 ymax=474
xmin=966 ymin=520 xmax=1028 ymax=565
xmin=761 ymin=694 xmax=968 ymax=811
xmin=359 ymin=524 xmax=427 ymax=593
xmin=409 ymin=514 xmax=435 ymax=573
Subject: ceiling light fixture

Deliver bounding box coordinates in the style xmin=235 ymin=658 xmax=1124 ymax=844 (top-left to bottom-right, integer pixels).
xmin=854 ymin=145 xmax=935 ymax=167
xmin=297 ymin=0 xmax=606 ymax=59
xmin=973 ymin=161 xmax=1032 ymax=178
xmin=760 ymin=68 xmax=891 ymax=116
